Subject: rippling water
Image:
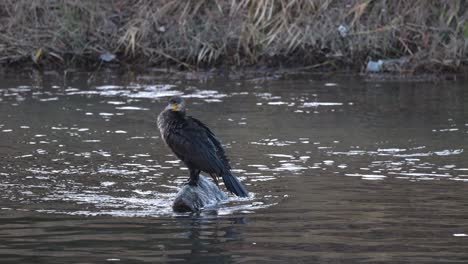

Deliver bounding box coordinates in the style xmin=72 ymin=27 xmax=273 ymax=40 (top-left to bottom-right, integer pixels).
xmin=1 ymin=71 xmax=468 ymax=263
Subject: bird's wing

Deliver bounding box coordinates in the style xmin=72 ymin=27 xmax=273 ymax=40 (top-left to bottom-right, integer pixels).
xmin=188 ymin=116 xmax=231 ymax=170
xmin=165 ymin=117 xmax=225 ymax=173
xmin=189 ymin=117 xmax=248 ymax=197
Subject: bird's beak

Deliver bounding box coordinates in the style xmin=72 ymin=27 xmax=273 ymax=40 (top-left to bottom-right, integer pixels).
xmin=165 ymin=103 xmax=179 ymax=111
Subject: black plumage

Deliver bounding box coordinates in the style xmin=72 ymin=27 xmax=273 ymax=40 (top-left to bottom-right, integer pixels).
xmin=157 ymin=96 xmax=249 ymax=197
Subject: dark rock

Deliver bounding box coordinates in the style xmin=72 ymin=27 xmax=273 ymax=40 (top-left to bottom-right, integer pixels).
xmin=172 ymin=175 xmax=228 ymax=212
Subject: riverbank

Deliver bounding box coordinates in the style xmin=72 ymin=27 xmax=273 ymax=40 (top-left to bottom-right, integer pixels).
xmin=1 ymin=1 xmax=467 ymax=73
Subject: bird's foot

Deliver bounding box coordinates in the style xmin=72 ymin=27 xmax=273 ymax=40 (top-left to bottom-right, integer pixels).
xmin=184 ymin=179 xmax=198 ymax=186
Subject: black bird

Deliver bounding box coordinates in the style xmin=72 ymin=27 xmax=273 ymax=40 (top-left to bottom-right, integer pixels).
xmin=157 ymin=96 xmax=249 ymax=197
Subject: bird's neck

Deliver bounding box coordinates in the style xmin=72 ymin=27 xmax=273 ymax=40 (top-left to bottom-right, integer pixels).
xmin=160 ymin=109 xmax=186 ymax=124
xmin=158 ymin=109 xmax=186 ymax=134
xmin=168 ymin=110 xmax=186 ymax=119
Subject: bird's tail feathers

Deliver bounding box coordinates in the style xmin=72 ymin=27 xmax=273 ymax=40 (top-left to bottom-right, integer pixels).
xmin=222 ymin=172 xmax=249 ymax=197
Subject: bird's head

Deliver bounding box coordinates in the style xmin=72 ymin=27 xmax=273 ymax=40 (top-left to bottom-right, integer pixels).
xmin=165 ymin=96 xmax=186 ymax=113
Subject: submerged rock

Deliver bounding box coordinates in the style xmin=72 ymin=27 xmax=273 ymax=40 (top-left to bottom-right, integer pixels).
xmin=172 ymin=175 xmax=228 ymax=212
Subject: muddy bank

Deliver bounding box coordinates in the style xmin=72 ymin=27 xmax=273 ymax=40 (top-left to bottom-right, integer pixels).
xmin=0 ymin=1 xmax=467 ymax=73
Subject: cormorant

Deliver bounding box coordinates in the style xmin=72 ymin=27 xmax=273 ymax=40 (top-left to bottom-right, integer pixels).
xmin=157 ymin=96 xmax=249 ymax=197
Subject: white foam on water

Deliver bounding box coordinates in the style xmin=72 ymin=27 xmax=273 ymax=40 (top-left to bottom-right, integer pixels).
xmin=267 ymin=154 xmax=294 ymax=158
xmin=101 ymin=181 xmax=116 ymax=187
xmin=302 ymin=102 xmax=343 ymax=107
xmin=388 ymin=172 xmax=451 ymax=177
xmin=115 ymin=106 xmax=150 ymax=110
xmin=378 ymin=148 xmax=407 ymax=152
xmin=273 ymin=163 xmax=307 ymax=171
xmin=39 ymin=97 xmax=59 ymax=102
xmin=107 ymin=101 xmax=126 ymax=105
xmin=267 ymin=101 xmax=288 ymax=105
xmin=182 ymin=90 xmax=227 ymax=99
xmin=345 ymin=173 xmax=387 ymax=180
xmin=67 ymin=84 xmax=180 ymax=99
xmin=98 ymin=169 xmax=139 ymax=175
xmin=96 ymin=85 xmax=122 ymax=90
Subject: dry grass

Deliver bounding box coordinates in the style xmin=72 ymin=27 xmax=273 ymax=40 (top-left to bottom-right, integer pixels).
xmin=0 ymin=0 xmax=467 ymax=72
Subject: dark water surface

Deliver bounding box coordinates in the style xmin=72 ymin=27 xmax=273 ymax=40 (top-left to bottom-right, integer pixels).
xmin=1 ymin=71 xmax=468 ymax=263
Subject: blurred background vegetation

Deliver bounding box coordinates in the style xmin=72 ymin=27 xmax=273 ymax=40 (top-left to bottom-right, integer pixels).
xmin=0 ymin=0 xmax=467 ymax=72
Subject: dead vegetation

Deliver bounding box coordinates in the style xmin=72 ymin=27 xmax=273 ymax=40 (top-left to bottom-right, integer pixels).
xmin=0 ymin=0 xmax=467 ymax=72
